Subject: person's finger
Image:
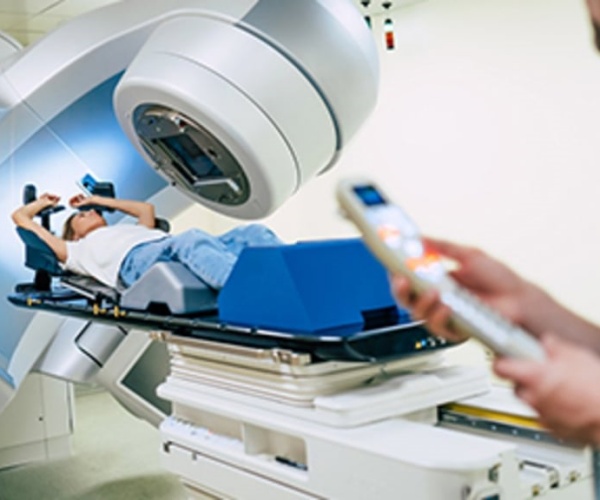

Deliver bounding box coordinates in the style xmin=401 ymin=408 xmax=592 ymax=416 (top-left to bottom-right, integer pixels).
xmin=391 ymin=275 xmax=414 ymax=307
xmin=410 ymin=288 xmax=440 ymax=320
xmin=427 ymin=305 xmax=467 ymax=342
xmin=69 ymin=194 xmax=83 ymax=206
xmin=423 ymin=237 xmax=470 ymax=262
xmin=41 ymin=193 xmax=59 ymax=204
xmin=513 ymin=383 xmax=537 ymax=407
xmin=539 ymin=333 xmax=569 ymax=359
xmin=493 ymin=357 xmax=542 ymax=386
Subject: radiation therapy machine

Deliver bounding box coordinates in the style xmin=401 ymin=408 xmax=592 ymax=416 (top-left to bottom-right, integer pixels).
xmin=0 ymin=1 xmax=597 ymax=498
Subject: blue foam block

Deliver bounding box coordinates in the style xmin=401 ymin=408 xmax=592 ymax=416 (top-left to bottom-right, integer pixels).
xmin=218 ymin=239 xmax=411 ymax=336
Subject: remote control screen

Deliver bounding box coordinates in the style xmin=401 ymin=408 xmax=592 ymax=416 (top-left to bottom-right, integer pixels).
xmin=352 ymin=184 xmax=448 ymax=283
xmin=353 ymin=185 xmax=387 ymax=206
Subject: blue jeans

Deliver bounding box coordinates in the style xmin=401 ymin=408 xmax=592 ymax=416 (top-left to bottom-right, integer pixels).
xmin=119 ymin=224 xmax=282 ymax=289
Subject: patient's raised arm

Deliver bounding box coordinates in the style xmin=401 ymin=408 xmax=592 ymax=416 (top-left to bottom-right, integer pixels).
xmin=11 ymin=193 xmax=68 ymax=262
xmin=69 ymin=194 xmax=156 ymax=228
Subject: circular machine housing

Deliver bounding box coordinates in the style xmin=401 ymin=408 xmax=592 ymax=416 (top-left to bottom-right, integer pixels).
xmin=115 ymin=0 xmax=379 ymax=219
xmin=135 ymin=105 xmax=251 ymax=207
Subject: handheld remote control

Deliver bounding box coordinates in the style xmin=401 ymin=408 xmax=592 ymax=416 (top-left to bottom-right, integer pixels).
xmin=336 ymin=178 xmax=545 ymax=361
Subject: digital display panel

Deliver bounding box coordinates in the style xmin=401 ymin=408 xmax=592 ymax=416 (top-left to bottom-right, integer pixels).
xmin=353 ymin=185 xmax=387 ymax=206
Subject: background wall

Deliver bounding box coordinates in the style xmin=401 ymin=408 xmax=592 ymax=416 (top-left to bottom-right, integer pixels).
xmin=175 ymin=0 xmax=600 ymax=331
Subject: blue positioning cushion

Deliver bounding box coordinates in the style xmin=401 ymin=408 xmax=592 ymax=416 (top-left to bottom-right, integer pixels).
xmin=218 ymin=238 xmax=411 ymax=336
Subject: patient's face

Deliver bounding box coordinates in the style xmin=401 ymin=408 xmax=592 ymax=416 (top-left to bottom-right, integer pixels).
xmin=70 ymin=210 xmax=107 ymax=240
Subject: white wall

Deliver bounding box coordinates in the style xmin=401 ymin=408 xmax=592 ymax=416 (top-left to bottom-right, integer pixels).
xmin=175 ymin=0 xmax=600 ymax=328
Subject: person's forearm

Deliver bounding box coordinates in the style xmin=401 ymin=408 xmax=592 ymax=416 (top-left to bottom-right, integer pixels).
xmin=11 ymin=198 xmax=67 ymax=261
xmin=520 ymin=284 xmax=600 ymax=353
xmin=11 ymin=199 xmax=52 ymax=227
xmin=90 ymin=196 xmax=155 ymax=226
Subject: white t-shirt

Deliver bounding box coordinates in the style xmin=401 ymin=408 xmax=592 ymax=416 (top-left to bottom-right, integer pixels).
xmin=64 ymin=225 xmax=167 ymax=287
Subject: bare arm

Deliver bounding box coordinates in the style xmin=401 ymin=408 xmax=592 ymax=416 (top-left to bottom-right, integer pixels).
xmin=70 ymin=194 xmax=156 ymax=228
xmin=517 ymin=285 xmax=600 ymax=354
xmin=11 ymin=193 xmax=68 ymax=262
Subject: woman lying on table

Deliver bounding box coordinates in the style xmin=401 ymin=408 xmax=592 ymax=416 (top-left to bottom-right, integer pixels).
xmin=12 ymin=193 xmax=282 ymax=289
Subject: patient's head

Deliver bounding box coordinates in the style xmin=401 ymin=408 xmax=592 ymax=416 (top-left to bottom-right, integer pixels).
xmin=62 ymin=210 xmax=107 ymax=241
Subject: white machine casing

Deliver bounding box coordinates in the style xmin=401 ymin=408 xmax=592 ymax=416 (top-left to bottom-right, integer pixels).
xmin=114 ymin=0 xmax=379 ymax=218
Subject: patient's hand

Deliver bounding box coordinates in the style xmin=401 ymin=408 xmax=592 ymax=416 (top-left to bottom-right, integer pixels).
xmin=38 ymin=193 xmax=61 ymax=208
xmin=69 ymin=193 xmax=97 ymax=208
